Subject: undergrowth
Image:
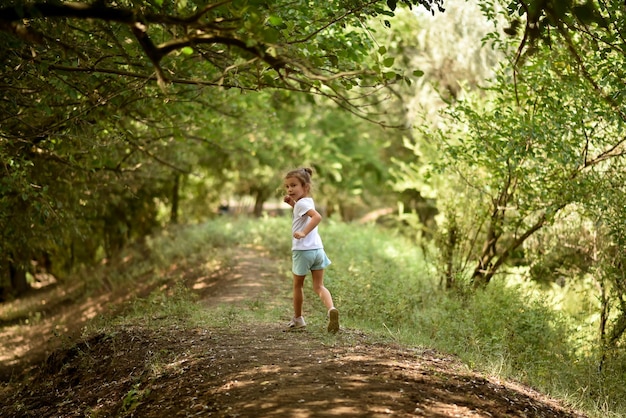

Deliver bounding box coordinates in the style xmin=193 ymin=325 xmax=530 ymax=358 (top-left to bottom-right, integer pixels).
xmin=70 ymin=216 xmax=626 ymax=417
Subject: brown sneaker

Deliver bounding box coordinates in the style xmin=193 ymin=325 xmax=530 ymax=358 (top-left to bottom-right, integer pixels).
xmin=327 ymin=308 xmax=339 ymax=333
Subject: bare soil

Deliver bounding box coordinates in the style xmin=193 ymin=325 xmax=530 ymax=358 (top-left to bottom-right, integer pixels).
xmin=0 ymin=246 xmax=588 ymax=417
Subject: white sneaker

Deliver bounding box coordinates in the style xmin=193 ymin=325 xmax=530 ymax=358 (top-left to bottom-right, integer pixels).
xmin=286 ymin=316 xmax=306 ymax=331
xmin=327 ymin=308 xmax=339 ymax=333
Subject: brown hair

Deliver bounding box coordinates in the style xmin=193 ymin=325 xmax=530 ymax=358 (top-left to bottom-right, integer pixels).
xmin=285 ymin=167 xmax=313 ymax=187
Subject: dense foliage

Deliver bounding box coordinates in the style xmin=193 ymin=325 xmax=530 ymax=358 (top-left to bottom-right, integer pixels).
xmin=0 ymin=0 xmax=441 ymax=297
xmin=395 ymin=0 xmax=626 ymax=394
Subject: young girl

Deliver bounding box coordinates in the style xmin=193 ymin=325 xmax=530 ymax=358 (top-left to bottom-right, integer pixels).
xmin=283 ymin=168 xmax=339 ymax=333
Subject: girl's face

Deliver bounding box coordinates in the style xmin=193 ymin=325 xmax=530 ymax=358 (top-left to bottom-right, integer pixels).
xmin=284 ymin=177 xmax=308 ymax=201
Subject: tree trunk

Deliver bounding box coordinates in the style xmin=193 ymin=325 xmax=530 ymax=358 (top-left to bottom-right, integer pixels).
xmin=170 ymin=173 xmax=180 ymax=224
xmin=444 ymin=224 xmax=457 ymax=289
xmin=472 ymin=214 xmax=547 ymax=287
xmin=252 ymin=189 xmax=268 ymax=218
xmin=471 ymin=220 xmax=500 ymax=288
xmin=9 ymin=261 xmax=29 ymax=295
xmin=597 ymin=277 xmax=609 ymax=372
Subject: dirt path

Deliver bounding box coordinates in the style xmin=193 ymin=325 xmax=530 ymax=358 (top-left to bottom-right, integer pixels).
xmin=0 ymin=246 xmax=588 ymax=417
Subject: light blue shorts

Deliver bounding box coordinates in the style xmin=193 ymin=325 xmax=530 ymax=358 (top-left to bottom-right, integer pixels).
xmin=292 ymin=249 xmax=331 ymax=276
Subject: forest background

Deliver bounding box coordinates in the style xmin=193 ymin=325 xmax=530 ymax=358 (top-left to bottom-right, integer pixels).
xmin=1 ymin=0 xmax=626 ymax=416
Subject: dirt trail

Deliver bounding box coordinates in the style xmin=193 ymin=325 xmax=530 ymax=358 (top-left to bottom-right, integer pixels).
xmin=0 ymin=246 xmax=588 ymax=417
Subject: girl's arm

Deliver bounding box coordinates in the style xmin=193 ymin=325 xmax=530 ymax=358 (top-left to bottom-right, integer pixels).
xmin=294 ymin=209 xmax=321 ymax=239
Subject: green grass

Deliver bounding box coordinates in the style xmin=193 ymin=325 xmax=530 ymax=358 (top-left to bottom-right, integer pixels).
xmin=78 ymin=216 xmax=625 ymax=418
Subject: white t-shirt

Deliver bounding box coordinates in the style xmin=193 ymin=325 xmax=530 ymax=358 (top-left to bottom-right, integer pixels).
xmin=292 ymin=197 xmax=324 ymax=251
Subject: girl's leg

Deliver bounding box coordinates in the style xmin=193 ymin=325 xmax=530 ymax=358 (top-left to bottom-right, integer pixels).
xmin=312 ymin=269 xmax=339 ymax=333
xmin=311 ymin=269 xmax=334 ymax=310
xmin=292 ymin=274 xmax=306 ymax=317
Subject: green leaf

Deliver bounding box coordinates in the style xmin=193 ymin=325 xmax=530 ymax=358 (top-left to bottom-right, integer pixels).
xmin=383 ymin=71 xmax=396 ymax=80
xmin=413 ymin=69 xmax=424 ymax=77
xmin=268 ymin=15 xmax=283 ymax=26
xmin=383 ymin=57 xmax=395 ymax=67
xmin=181 ymin=46 xmax=193 ymax=55
xmin=262 ymin=27 xmax=280 ymax=43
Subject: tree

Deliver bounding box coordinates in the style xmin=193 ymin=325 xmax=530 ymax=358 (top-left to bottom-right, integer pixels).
xmin=427 ymin=42 xmax=624 ymax=287
xmin=394 ymin=0 xmax=625 ymax=286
